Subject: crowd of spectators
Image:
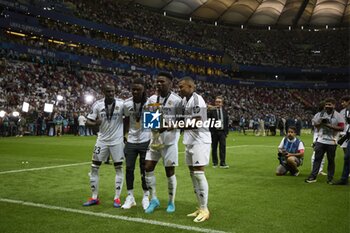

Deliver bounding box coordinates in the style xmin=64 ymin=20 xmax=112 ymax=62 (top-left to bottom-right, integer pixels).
xmin=1 ymin=0 xmax=348 ymax=136
xmin=66 ymin=0 xmax=348 ymax=68
xmin=0 ymin=57 xmax=348 ymax=137
xmin=2 ymin=0 xmax=348 ymax=73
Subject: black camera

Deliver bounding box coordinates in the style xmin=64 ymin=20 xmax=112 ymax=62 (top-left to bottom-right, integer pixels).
xmin=321 ymin=118 xmax=330 ymax=124
xmin=278 ymin=149 xmax=288 ymax=157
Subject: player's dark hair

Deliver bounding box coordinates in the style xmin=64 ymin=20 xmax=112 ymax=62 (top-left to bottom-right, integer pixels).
xmin=157 ymin=71 xmax=174 ymax=81
xmin=341 ymin=96 xmax=350 ymax=102
xmin=132 ymin=77 xmax=145 ymax=86
xmin=132 ymin=77 xmax=147 ymax=106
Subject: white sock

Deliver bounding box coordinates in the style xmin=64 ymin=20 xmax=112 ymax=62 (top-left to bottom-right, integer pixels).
xmin=190 ymin=172 xmax=200 ymax=205
xmin=114 ymin=165 xmax=124 ymax=200
xmin=194 ymin=171 xmax=209 ymax=210
xmin=167 ymin=175 xmax=177 ymax=204
xmin=143 ymin=190 xmax=150 ymax=198
xmin=145 ymin=171 xmax=157 ymax=199
xmin=127 ymin=189 xmax=134 ymax=197
xmin=89 ymin=165 xmax=99 ymax=199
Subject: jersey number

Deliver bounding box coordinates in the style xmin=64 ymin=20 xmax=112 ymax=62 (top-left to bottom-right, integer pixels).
xmin=93 ymin=146 xmax=101 ymax=154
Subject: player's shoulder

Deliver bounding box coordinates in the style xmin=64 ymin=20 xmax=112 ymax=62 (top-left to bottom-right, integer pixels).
xmin=192 ymin=92 xmax=206 ymax=105
xmin=115 ymin=97 xmax=124 ymax=104
xmin=148 ymin=95 xmax=157 ymax=103
xmin=92 ymin=99 xmax=105 ymax=108
xmin=170 ymin=92 xmax=182 ymax=100
xmin=124 ymin=98 xmax=136 ymax=109
xmin=124 ymin=97 xmax=133 ymax=105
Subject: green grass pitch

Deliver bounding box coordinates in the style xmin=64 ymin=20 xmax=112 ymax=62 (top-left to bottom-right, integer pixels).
xmin=0 ymin=132 xmax=349 ymax=233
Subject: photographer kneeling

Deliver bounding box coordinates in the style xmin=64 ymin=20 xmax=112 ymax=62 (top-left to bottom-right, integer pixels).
xmin=276 ymin=126 xmax=305 ymax=176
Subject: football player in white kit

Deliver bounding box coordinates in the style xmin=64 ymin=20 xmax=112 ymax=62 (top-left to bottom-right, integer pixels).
xmin=144 ymin=72 xmax=182 ymax=214
xmin=83 ymin=83 xmax=125 ymax=208
xmin=178 ymin=77 xmax=211 ymax=223
xmin=121 ymin=78 xmax=151 ymax=209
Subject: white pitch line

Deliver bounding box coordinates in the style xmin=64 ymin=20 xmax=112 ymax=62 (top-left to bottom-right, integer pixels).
xmin=0 ymin=162 xmax=90 ymax=175
xmin=0 ymin=198 xmax=230 ymax=233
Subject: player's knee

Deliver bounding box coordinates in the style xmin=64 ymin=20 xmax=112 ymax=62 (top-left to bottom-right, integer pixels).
xmin=145 ymin=161 xmax=155 ymax=172
xmin=165 ymin=167 xmax=175 ymax=177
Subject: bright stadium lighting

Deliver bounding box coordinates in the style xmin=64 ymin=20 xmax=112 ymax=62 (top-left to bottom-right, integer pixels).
xmin=57 ymin=95 xmax=64 ymax=101
xmin=163 ymin=11 xmax=166 ymax=16
xmin=22 ymin=102 xmax=29 ymax=112
xmin=268 ymin=26 xmax=271 ymax=30
xmin=241 ymin=25 xmax=244 ymax=29
xmin=12 ymin=111 xmax=20 ymax=117
xmin=85 ymin=94 xmax=94 ymax=104
xmin=189 ymin=17 xmax=192 ymax=22
xmin=214 ymin=21 xmax=217 ymax=26
xmin=289 ymin=26 xmax=291 ymax=31
xmin=326 ymin=25 xmax=328 ymax=29
xmin=44 ymin=103 xmax=54 ymax=113
xmin=0 ymin=110 xmax=6 ymax=118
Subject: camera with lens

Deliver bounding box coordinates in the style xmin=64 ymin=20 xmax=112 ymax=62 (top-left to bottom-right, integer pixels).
xmin=278 ymin=149 xmax=288 ymax=157
xmin=277 ymin=149 xmax=288 ymax=165
xmin=321 ymin=118 xmax=330 ymax=124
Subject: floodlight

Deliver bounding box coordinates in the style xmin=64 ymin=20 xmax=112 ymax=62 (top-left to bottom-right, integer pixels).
xmin=0 ymin=110 xmax=6 ymax=118
xmin=22 ymin=102 xmax=29 ymax=112
xmin=57 ymin=95 xmax=63 ymax=101
xmin=44 ymin=103 xmax=54 ymax=113
xmin=12 ymin=111 xmax=20 ymax=117
xmin=85 ymin=94 xmax=94 ymax=104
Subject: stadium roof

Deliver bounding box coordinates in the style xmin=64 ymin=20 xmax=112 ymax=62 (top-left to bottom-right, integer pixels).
xmin=134 ymin=0 xmax=350 ymax=27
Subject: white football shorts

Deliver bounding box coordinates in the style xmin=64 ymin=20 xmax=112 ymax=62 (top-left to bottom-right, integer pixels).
xmin=92 ymin=141 xmax=125 ymax=163
xmin=185 ymin=143 xmax=211 ymax=167
xmin=146 ymin=143 xmax=178 ymax=167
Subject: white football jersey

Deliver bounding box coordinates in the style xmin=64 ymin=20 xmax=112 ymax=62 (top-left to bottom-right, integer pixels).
xmin=87 ymin=97 xmax=124 ymax=145
xmin=146 ymin=92 xmax=182 ymax=145
xmin=182 ymin=92 xmax=212 ymax=145
xmin=124 ymin=97 xmax=151 ymax=143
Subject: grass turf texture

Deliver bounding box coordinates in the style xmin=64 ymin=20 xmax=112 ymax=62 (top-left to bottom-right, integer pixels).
xmin=0 ymin=133 xmax=348 ymax=233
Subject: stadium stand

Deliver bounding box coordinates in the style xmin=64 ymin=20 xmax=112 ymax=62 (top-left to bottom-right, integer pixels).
xmin=0 ymin=0 xmax=348 ymax=137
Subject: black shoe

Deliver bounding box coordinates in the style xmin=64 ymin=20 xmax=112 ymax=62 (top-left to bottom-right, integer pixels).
xmin=326 ymin=180 xmax=334 ymax=185
xmin=332 ymin=180 xmax=348 ymax=185
xmin=212 ymin=164 xmax=218 ymax=168
xmin=305 ymin=177 xmax=317 ymax=183
xmin=220 ymin=164 xmax=229 ymax=169
xmin=291 ymin=170 xmax=300 ymax=176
